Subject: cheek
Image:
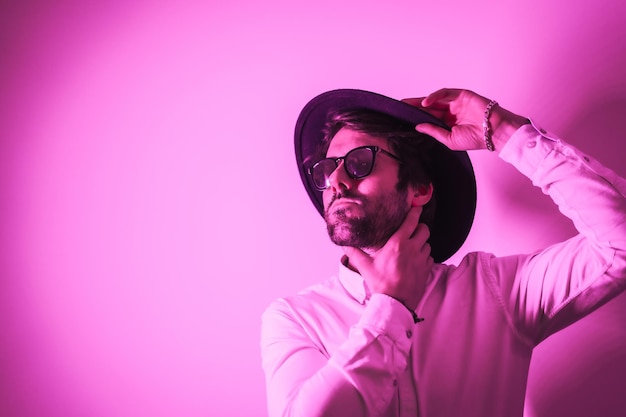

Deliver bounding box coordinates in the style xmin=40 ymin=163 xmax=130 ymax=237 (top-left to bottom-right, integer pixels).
xmin=358 ymin=176 xmax=393 ymax=195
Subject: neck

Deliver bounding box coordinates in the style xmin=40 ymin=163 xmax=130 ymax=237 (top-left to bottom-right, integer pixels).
xmin=340 ymin=244 xmax=382 ymax=274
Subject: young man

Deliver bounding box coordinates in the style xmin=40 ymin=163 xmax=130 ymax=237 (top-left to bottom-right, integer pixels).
xmin=261 ymin=88 xmax=626 ymax=417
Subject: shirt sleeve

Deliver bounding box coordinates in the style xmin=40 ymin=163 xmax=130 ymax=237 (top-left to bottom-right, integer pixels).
xmin=261 ymin=293 xmax=415 ymax=417
xmin=488 ymin=122 xmax=626 ymax=344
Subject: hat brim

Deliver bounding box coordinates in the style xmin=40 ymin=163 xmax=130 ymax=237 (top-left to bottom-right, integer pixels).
xmin=294 ymin=89 xmax=476 ymax=262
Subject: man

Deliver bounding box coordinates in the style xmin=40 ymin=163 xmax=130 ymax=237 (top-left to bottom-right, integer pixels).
xmin=261 ymin=88 xmax=626 ymax=417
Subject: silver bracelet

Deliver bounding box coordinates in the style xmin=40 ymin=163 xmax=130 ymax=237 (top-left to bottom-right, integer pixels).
xmin=483 ymin=100 xmax=498 ymax=152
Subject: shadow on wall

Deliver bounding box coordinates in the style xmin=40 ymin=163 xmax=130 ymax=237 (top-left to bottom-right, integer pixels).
xmin=525 ymin=97 xmax=626 ymax=417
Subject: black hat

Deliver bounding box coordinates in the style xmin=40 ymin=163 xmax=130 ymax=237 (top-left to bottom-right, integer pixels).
xmin=294 ymin=89 xmax=476 ymax=262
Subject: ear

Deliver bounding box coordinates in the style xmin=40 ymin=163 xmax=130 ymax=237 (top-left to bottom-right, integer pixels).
xmin=409 ymin=183 xmax=433 ymax=207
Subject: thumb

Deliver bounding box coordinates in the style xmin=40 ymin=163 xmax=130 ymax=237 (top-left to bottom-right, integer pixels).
xmin=342 ymin=246 xmax=371 ymax=273
xmin=415 ymin=123 xmax=451 ymax=146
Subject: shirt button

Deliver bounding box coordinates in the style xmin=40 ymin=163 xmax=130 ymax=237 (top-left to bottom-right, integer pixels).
xmin=406 ymin=330 xmax=413 ymax=338
xmin=527 ymin=141 xmax=537 ymax=148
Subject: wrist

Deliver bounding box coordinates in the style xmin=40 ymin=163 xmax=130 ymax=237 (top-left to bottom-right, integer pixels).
xmin=490 ymin=107 xmax=530 ymax=151
xmin=392 ymin=297 xmax=424 ymax=323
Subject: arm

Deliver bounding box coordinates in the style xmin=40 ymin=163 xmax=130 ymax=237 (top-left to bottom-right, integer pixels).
xmin=261 ymin=293 xmax=415 ymax=417
xmin=492 ymin=123 xmax=626 ymax=342
xmin=411 ymin=88 xmax=626 ymax=342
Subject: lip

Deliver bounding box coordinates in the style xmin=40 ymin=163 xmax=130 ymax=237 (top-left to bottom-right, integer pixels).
xmin=329 ymin=199 xmax=361 ymax=211
xmin=333 ymin=198 xmax=360 ymax=206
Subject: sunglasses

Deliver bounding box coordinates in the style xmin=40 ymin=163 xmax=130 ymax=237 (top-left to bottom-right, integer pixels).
xmin=308 ymin=145 xmax=402 ymax=191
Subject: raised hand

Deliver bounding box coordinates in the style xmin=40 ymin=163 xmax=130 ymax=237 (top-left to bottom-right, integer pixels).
xmin=402 ymin=88 xmax=529 ymax=151
xmin=343 ymin=206 xmax=433 ymax=311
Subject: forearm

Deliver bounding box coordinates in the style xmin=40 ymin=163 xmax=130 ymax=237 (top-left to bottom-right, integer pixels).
xmin=262 ymin=294 xmax=414 ymax=417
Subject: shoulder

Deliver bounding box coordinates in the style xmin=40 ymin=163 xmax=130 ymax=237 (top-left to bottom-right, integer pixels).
xmin=431 ymin=250 xmax=527 ymax=294
xmin=434 ymin=251 xmax=494 ymax=279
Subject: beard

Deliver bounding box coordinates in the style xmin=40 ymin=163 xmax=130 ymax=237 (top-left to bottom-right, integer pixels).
xmin=325 ymin=187 xmax=410 ymax=251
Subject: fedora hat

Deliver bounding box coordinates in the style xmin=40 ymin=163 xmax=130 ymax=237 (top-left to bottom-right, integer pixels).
xmin=294 ymin=89 xmax=476 ymax=262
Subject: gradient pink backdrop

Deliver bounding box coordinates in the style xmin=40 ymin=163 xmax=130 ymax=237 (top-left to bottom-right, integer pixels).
xmin=1 ymin=1 xmax=625 ymax=416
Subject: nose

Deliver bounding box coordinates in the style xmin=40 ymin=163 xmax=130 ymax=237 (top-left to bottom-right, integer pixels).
xmin=326 ymin=159 xmax=351 ymax=192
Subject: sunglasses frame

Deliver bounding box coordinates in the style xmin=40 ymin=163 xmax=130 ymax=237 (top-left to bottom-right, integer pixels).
xmin=308 ymin=145 xmax=402 ymax=191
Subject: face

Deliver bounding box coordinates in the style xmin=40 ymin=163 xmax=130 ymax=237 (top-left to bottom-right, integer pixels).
xmin=322 ymin=128 xmax=413 ymax=251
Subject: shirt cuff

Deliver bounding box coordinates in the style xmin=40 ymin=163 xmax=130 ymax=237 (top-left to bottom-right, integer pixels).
xmin=498 ymin=120 xmax=561 ymax=178
xmin=357 ymin=294 xmax=414 ymax=353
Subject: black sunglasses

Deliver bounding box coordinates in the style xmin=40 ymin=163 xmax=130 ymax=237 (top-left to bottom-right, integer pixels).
xmin=308 ymin=145 xmax=402 ymax=191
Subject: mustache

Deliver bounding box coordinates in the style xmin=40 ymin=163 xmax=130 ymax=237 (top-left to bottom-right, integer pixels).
xmin=328 ymin=190 xmax=363 ymax=207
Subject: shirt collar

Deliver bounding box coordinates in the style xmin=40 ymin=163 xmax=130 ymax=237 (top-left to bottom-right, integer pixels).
xmin=337 ymin=255 xmax=444 ymax=306
xmin=338 ymin=255 xmax=370 ymax=304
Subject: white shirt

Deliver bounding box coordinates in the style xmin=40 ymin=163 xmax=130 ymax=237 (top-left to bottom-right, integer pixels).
xmin=261 ymin=124 xmax=626 ymax=417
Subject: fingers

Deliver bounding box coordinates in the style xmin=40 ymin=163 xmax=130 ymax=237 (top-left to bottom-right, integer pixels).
xmin=415 ymin=123 xmax=451 ymax=146
xmin=402 ymin=94 xmax=449 ymax=119
xmin=343 ymin=206 xmax=430 ymax=276
xmin=406 ymin=89 xmax=457 ymax=147
xmin=411 ymin=88 xmax=498 ymax=151
xmin=421 ymin=88 xmax=460 ymax=107
xmin=401 ymin=97 xmax=425 ymax=108
xmin=393 ymin=206 xmax=422 ymax=242
xmin=410 ymin=222 xmax=430 ymax=244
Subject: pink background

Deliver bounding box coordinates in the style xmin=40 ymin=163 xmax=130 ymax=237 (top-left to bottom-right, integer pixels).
xmin=1 ymin=1 xmax=625 ymax=416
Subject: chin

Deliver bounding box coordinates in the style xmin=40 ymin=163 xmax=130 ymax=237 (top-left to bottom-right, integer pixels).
xmin=328 ymin=206 xmax=363 ymax=221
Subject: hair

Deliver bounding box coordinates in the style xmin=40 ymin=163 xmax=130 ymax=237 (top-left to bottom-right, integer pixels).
xmin=312 ymin=108 xmax=438 ymax=229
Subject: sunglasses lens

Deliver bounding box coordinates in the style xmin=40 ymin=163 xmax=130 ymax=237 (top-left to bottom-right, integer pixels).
xmin=311 ymin=159 xmax=337 ymax=190
xmin=345 ymin=147 xmax=375 ymax=178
